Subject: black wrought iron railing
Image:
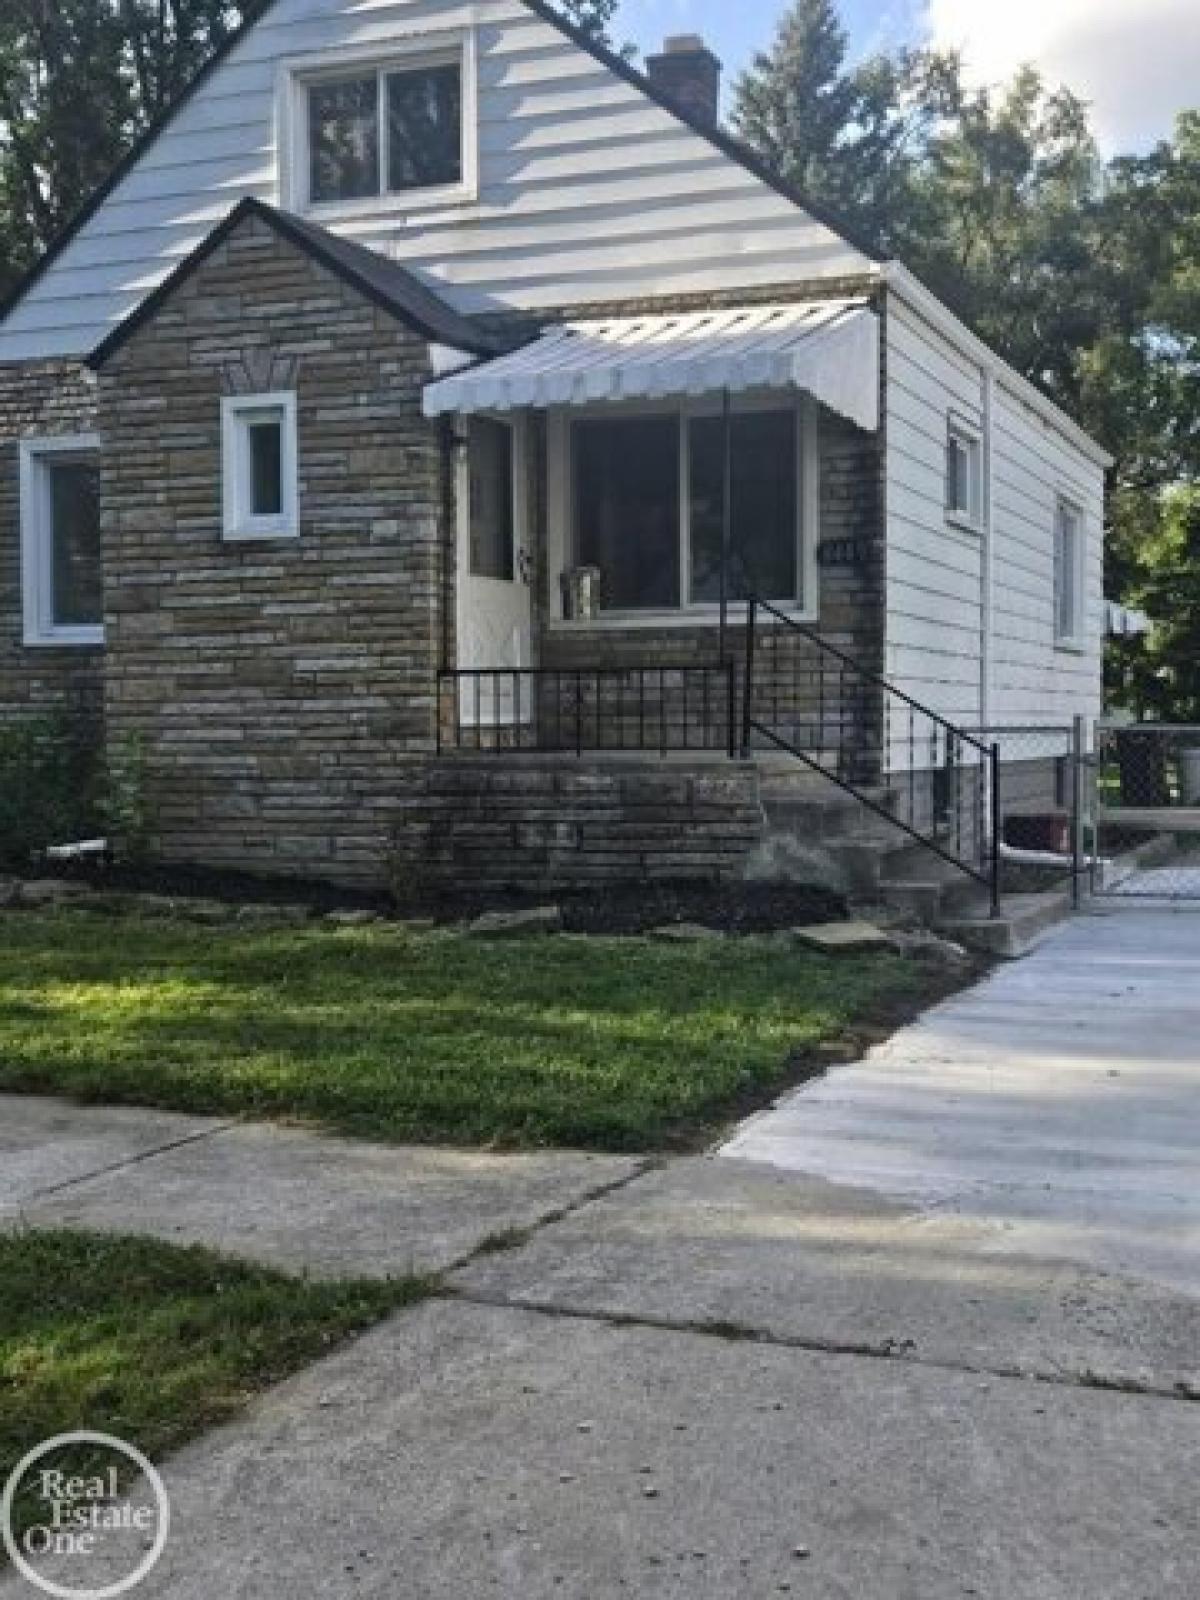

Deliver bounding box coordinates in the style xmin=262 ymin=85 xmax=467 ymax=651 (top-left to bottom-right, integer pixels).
xmin=436 ymin=663 xmax=738 ymax=758
xmin=741 ymin=597 xmax=1001 ymax=912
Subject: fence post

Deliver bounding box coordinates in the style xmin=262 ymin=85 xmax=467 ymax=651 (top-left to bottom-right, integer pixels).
xmin=1072 ymin=713 xmax=1087 ymax=910
xmin=740 ymin=598 xmax=757 ymax=759
xmin=990 ymin=741 xmax=1002 ymax=919
xmin=726 ymin=660 xmax=738 ymax=760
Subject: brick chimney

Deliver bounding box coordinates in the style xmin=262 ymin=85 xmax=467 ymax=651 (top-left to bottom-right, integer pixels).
xmin=646 ymin=35 xmax=723 ymax=130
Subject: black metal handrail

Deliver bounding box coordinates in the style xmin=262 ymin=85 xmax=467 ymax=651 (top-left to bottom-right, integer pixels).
xmin=437 ymin=662 xmax=738 ymax=759
xmin=741 ymin=597 xmax=1001 ymax=913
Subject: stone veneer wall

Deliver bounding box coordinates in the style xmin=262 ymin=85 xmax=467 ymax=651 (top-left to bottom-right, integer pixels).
xmin=390 ymin=757 xmax=767 ymax=896
xmin=0 ymin=359 xmax=104 ymax=721
xmin=96 ymin=211 xmax=443 ymax=884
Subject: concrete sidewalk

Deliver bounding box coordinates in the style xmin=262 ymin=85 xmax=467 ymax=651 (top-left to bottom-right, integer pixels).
xmin=0 ymin=1095 xmax=644 ymax=1277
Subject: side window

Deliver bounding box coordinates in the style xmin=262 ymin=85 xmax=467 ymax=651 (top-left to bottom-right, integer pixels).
xmin=19 ymin=436 xmax=104 ymax=646
xmin=1055 ymin=498 xmax=1085 ymax=645
xmin=469 ymin=419 xmax=515 ymax=580
xmin=945 ymin=418 xmax=982 ymax=529
xmin=221 ymin=394 xmax=298 ymax=542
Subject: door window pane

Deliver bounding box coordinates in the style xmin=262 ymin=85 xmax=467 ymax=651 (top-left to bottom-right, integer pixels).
xmin=48 ymin=459 xmax=102 ymax=627
xmin=308 ymin=75 xmax=379 ymax=203
xmin=248 ymin=420 xmax=283 ymax=517
xmin=574 ymin=419 xmax=680 ymax=611
xmin=470 ymin=419 xmax=515 ymax=579
xmin=689 ymin=411 xmax=797 ymax=604
xmin=388 ymin=63 xmax=462 ymax=191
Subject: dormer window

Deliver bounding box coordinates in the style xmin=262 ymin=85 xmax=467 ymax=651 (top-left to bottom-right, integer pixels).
xmin=295 ymin=44 xmax=468 ymax=212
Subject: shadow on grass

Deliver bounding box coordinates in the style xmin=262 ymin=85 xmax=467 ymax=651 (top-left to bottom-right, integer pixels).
xmin=0 ymin=915 xmax=958 ymax=1150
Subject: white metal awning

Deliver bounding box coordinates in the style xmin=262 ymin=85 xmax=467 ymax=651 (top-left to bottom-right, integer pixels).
xmin=423 ymin=300 xmax=880 ymax=432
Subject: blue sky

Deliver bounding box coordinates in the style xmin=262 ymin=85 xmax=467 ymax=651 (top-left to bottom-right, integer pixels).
xmin=614 ymin=0 xmax=1198 ymax=151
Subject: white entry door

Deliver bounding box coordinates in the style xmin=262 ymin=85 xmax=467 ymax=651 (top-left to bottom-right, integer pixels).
xmin=456 ymin=415 xmax=534 ymax=728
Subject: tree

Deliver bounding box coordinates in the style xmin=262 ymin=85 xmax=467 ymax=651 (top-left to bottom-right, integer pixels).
xmin=904 ymin=68 xmax=1105 ymax=402
xmin=732 ymin=2 xmax=961 ymax=247
xmin=0 ymin=1 xmax=252 ymax=298
xmin=549 ymin=0 xmax=621 ymax=49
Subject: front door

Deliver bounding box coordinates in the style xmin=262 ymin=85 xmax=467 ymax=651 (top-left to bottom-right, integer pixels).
xmin=456 ymin=415 xmax=534 ymax=727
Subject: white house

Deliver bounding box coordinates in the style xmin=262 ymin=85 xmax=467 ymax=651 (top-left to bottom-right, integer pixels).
xmin=0 ymin=0 xmax=1111 ymax=902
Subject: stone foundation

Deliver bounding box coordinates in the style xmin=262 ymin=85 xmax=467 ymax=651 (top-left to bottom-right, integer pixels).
xmin=390 ymin=757 xmax=768 ymax=896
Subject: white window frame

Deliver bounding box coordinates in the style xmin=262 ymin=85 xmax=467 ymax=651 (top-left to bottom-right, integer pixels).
xmin=547 ymin=394 xmax=820 ymax=630
xmin=279 ymin=32 xmax=479 ymax=219
xmin=19 ymin=433 xmax=104 ymax=648
xmin=221 ymin=392 xmax=299 ymax=543
xmin=1054 ymin=494 xmax=1087 ymax=650
xmin=945 ymin=414 xmax=983 ymax=533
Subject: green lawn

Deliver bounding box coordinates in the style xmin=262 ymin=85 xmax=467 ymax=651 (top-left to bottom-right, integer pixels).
xmin=0 ymin=912 xmax=946 ymax=1150
xmin=0 ymin=1229 xmax=426 ymax=1554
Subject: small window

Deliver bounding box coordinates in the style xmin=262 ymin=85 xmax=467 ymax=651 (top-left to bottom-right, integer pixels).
xmin=1055 ymin=498 xmax=1085 ymax=646
xmin=221 ymin=394 xmax=298 ymax=541
xmin=303 ymin=56 xmax=462 ymax=208
xmin=469 ymin=419 xmax=516 ymax=580
xmin=19 ymin=435 xmax=103 ymax=647
xmin=946 ymin=419 xmax=982 ymax=528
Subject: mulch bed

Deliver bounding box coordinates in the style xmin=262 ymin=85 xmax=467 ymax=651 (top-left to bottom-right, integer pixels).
xmin=10 ymin=860 xmax=845 ymax=936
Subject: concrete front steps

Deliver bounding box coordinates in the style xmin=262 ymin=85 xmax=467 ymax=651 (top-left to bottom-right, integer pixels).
xmin=755 ymin=765 xmax=1074 ymax=959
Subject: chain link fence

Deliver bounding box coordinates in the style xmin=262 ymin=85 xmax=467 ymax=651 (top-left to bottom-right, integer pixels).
xmin=970 ymin=726 xmax=1081 ymax=902
xmin=1090 ymin=724 xmax=1200 ymax=899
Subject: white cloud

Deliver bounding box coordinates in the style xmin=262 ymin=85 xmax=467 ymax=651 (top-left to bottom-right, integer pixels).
xmin=923 ymin=0 xmax=1199 ymax=150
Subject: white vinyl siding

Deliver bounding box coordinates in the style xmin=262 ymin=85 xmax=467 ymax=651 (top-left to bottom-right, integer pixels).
xmin=884 ymin=290 xmax=1104 ymax=735
xmin=0 ymin=0 xmax=874 ymax=361
xmin=884 ymin=295 xmax=986 ymax=730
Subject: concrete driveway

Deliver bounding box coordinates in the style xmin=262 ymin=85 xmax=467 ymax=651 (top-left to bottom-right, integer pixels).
xmin=723 ymin=905 xmax=1200 ymax=1297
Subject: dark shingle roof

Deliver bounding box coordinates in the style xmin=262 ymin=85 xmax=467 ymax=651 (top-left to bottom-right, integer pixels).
xmin=86 ymin=198 xmax=506 ymax=368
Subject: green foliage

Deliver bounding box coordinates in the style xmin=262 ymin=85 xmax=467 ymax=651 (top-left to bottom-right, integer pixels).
xmin=0 ymin=916 xmax=936 ymax=1150
xmin=0 ymin=715 xmax=100 ymax=867
xmin=0 ymin=1229 xmax=426 ymax=1555
xmin=548 ymin=0 xmax=622 ymax=49
xmin=100 ymin=732 xmax=151 ymax=861
xmin=0 ymin=2 xmax=254 ymax=297
xmin=1109 ymin=488 xmax=1200 ymax=721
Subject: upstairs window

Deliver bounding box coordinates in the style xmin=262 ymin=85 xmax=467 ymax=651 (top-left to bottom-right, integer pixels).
xmin=946 ymin=417 xmax=982 ymax=529
xmin=19 ymin=435 xmax=103 ymax=647
xmin=1054 ymin=497 xmax=1085 ymax=646
xmin=221 ymin=394 xmax=298 ymax=542
xmin=303 ymin=53 xmax=463 ymax=208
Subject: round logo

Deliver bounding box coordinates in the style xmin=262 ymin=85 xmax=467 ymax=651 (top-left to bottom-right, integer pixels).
xmin=1 ymin=1433 xmax=170 ymax=1600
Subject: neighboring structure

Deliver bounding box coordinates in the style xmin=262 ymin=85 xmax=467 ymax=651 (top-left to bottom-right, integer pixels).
xmin=0 ymin=0 xmax=1111 ymax=896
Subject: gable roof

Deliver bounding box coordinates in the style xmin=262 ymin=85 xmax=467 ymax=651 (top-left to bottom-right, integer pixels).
xmin=0 ymin=0 xmax=883 ymax=337
xmin=86 ymin=197 xmax=506 ymax=369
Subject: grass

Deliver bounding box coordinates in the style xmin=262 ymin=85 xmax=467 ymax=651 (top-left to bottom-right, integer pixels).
xmin=0 ymin=912 xmax=949 ymax=1150
xmin=0 ymin=1229 xmax=427 ymax=1554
